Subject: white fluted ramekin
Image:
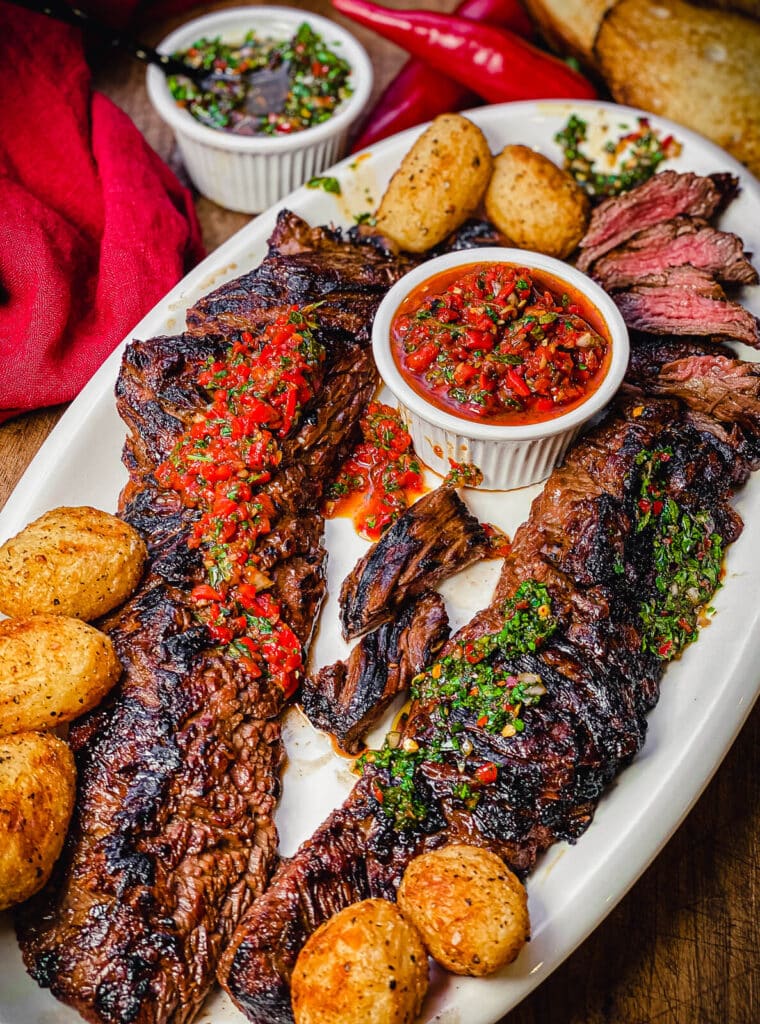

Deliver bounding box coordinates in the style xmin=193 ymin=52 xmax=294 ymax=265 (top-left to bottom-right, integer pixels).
xmin=147 ymin=6 xmax=373 ymax=213
xmin=372 ymin=248 xmax=630 ymax=490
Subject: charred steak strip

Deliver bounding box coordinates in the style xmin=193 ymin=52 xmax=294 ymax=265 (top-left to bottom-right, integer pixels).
xmin=591 ymin=216 xmax=758 ymax=290
xmin=576 ymin=170 xmax=738 ymax=272
xmin=187 ymin=211 xmax=415 ymax=344
xmin=339 ymin=485 xmax=490 ymax=641
xmin=300 ymin=591 xmax=450 ymax=755
xmin=611 ymin=267 xmax=760 ymax=347
xmin=219 ymin=390 xmax=758 ymax=1023
xmin=17 ymin=215 xmax=414 ymax=1024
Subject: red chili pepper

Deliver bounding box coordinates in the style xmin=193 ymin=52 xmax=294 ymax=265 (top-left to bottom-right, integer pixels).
xmin=351 ymin=0 xmax=533 ymax=151
xmin=333 ymin=0 xmax=596 ymax=105
xmin=474 ymin=762 xmax=498 ymax=785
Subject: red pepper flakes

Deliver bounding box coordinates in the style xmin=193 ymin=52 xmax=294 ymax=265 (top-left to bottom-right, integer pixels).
xmin=155 ymin=308 xmax=326 ymax=699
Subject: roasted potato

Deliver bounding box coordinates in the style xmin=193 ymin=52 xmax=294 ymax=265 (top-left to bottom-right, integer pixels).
xmin=291 ymin=898 xmax=428 ymax=1024
xmin=485 ymin=145 xmax=590 ymax=259
xmin=595 ymin=0 xmax=760 ymax=177
xmin=0 ymin=731 xmax=76 ymax=911
xmin=0 ymin=506 xmax=147 ymax=621
xmin=376 ymin=114 xmax=493 ymax=253
xmin=0 ymin=615 xmax=121 ymax=736
xmin=398 ymin=844 xmax=530 ymax=977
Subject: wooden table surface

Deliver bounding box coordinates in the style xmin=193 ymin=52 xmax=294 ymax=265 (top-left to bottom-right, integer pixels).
xmin=1 ymin=3 xmax=758 ymax=1022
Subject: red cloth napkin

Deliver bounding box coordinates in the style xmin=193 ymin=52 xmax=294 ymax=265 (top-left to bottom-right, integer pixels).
xmin=0 ymin=4 xmax=205 ymax=424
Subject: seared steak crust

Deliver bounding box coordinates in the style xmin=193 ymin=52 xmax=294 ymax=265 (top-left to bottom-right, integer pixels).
xmin=219 ymin=392 xmax=759 ymax=1023
xmin=301 ymin=591 xmax=450 ymax=755
xmin=17 ymin=214 xmax=413 ymax=1024
xmin=339 ymin=485 xmax=490 ymax=641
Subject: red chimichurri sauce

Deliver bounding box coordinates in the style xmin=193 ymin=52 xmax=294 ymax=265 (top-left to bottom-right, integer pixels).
xmin=391 ymin=262 xmax=611 ymax=427
xmin=324 ymin=403 xmax=425 ymax=541
xmin=155 ymin=308 xmax=325 ymax=699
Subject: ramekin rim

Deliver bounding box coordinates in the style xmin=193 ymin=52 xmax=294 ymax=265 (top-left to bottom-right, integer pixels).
xmin=146 ymin=5 xmax=373 ymax=153
xmin=372 ymin=247 xmax=630 ymax=443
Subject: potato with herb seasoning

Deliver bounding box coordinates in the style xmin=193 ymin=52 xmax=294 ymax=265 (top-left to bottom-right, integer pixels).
xmin=291 ymin=898 xmax=428 ymax=1024
xmin=0 ymin=731 xmax=76 ymax=911
xmin=484 ymin=144 xmax=590 ymax=259
xmin=398 ymin=844 xmax=529 ymax=976
xmin=376 ymin=113 xmax=493 ymax=253
xmin=0 ymin=506 xmax=146 ymax=621
xmin=0 ymin=615 xmax=122 ymax=736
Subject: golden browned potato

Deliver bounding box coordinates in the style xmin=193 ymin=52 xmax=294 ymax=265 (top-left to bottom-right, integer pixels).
xmin=291 ymin=898 xmax=428 ymax=1024
xmin=376 ymin=114 xmax=493 ymax=253
xmin=0 ymin=506 xmax=146 ymax=621
xmin=398 ymin=844 xmax=529 ymax=977
xmin=595 ymin=0 xmax=760 ymax=177
xmin=485 ymin=145 xmax=590 ymax=259
xmin=0 ymin=731 xmax=76 ymax=911
xmin=0 ymin=615 xmax=121 ymax=736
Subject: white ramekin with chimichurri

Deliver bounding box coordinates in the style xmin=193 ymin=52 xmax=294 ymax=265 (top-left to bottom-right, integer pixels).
xmin=147 ymin=6 xmax=372 ymax=213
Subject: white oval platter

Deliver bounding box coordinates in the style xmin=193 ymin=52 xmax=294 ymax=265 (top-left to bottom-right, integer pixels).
xmin=1 ymin=100 xmax=759 ymax=1024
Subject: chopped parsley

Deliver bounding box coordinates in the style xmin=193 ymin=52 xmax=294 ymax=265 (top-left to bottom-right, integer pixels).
xmin=357 ymin=580 xmax=556 ymax=829
xmin=555 ymin=114 xmax=681 ymax=198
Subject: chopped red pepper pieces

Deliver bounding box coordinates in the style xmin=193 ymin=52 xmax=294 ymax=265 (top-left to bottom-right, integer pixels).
xmin=474 ymin=762 xmax=498 ymax=785
xmin=155 ymin=309 xmax=326 ymax=700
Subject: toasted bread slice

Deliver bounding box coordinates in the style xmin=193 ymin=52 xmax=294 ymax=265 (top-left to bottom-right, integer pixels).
xmin=595 ymin=0 xmax=760 ymax=176
xmin=522 ymin=0 xmax=615 ymax=66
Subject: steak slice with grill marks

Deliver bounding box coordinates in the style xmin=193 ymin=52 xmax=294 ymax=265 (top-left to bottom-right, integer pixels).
xmin=187 ymin=210 xmax=416 ymax=344
xmin=591 ymin=217 xmax=758 ymax=290
xmin=16 ymin=215 xmax=414 ymax=1024
xmin=339 ymin=485 xmax=490 ymax=641
xmin=301 ymin=591 xmax=449 ymax=755
xmin=576 ymin=170 xmax=738 ymax=272
xmin=612 ymin=267 xmax=760 ymax=347
xmin=218 ymin=393 xmax=759 ymax=1024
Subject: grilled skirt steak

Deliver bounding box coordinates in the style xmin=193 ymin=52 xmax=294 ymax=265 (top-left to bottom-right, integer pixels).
xmin=625 ymin=337 xmax=760 ymax=462
xmin=219 ymin=389 xmax=759 ymax=1024
xmin=576 ymin=170 xmax=738 ymax=272
xmin=16 ymin=214 xmax=414 ymax=1024
xmin=300 ymin=591 xmax=450 ymax=755
xmin=611 ymin=267 xmax=760 ymax=347
xmin=339 ymin=485 xmax=490 ymax=641
xmin=591 ymin=216 xmax=758 ymax=291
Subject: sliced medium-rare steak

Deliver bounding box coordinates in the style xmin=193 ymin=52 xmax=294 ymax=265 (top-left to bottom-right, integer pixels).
xmin=612 ymin=267 xmax=760 ymax=346
xmin=219 ymin=389 xmax=760 ymax=1023
xmin=577 ymin=170 xmax=738 ymax=272
xmin=17 ymin=214 xmax=414 ymax=1024
xmin=301 ymin=591 xmax=449 ymax=755
xmin=339 ymin=485 xmax=490 ymax=641
xmin=591 ymin=217 xmax=758 ymax=290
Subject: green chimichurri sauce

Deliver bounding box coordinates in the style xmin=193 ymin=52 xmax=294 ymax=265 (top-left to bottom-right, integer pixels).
xmin=633 ymin=448 xmax=724 ymax=660
xmin=555 ymin=114 xmax=681 ymax=199
xmin=168 ymin=23 xmax=353 ymax=136
xmin=357 ymin=580 xmax=557 ymax=830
